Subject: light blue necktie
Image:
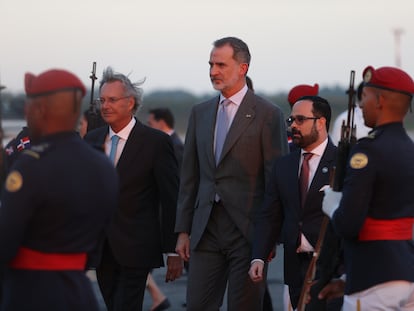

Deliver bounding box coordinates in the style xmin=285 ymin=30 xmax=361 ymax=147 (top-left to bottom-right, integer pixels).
xmin=109 ymin=135 xmax=120 ymax=164
xmin=215 ymin=99 xmax=231 ymax=164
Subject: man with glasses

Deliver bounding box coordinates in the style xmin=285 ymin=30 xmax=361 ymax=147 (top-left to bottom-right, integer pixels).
xmin=84 ymin=67 xmax=182 ymax=311
xmin=250 ymin=95 xmax=342 ymax=310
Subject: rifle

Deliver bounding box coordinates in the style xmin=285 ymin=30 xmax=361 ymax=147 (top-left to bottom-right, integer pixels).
xmin=296 ymin=71 xmax=357 ymax=310
xmin=86 ymin=61 xmax=101 ymax=132
xmin=333 ymin=70 xmax=357 ymax=191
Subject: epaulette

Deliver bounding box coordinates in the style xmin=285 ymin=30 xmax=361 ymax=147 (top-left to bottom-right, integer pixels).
xmin=22 ymin=143 xmax=50 ymax=160
xmin=367 ymin=130 xmax=377 ymax=139
xmin=22 ymin=150 xmax=40 ymax=159
xmin=357 ymin=130 xmax=377 ymax=142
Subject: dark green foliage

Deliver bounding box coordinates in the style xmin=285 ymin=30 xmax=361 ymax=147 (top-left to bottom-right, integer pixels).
xmin=2 ymin=87 xmax=413 ymax=138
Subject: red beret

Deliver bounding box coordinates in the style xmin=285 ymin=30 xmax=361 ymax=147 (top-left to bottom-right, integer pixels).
xmin=25 ymin=69 xmax=86 ymax=97
xmin=287 ymin=83 xmax=319 ymax=106
xmin=363 ymin=66 xmax=414 ymax=96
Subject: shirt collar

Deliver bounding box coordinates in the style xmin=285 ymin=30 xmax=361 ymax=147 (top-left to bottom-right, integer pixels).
xmin=219 ymin=84 xmax=248 ymax=107
xmin=301 ymin=138 xmax=328 ymax=157
xmin=109 ymin=117 xmax=136 ymax=141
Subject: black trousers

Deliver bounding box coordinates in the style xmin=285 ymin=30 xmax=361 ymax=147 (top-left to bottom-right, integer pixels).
xmin=289 ymin=252 xmax=342 ymax=311
xmin=96 ymin=242 xmax=151 ymax=311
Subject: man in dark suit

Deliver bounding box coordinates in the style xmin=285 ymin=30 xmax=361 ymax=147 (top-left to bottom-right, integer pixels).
xmin=84 ymin=67 xmax=182 ymax=311
xmin=146 ymin=107 xmax=184 ymax=311
xmin=175 ymin=37 xmax=288 ymax=310
xmin=147 ymin=107 xmax=184 ymax=171
xmin=249 ymin=96 xmax=341 ymax=310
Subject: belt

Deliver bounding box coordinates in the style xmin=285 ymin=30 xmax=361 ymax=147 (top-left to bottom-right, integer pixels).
xmin=9 ymin=247 xmax=87 ymax=270
xmin=358 ymin=217 xmax=414 ymax=241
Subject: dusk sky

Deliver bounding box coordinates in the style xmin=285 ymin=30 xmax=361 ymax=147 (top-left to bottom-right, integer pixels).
xmin=1 ymin=0 xmax=413 ymax=95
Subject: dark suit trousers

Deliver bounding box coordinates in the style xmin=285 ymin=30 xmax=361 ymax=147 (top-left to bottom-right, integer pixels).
xmin=186 ymin=202 xmax=265 ymax=311
xmin=289 ymin=253 xmax=342 ymax=311
xmin=96 ymin=241 xmax=151 ymax=311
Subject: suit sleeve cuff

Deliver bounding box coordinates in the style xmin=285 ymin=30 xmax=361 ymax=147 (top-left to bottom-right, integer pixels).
xmin=250 ymin=259 xmax=265 ymax=265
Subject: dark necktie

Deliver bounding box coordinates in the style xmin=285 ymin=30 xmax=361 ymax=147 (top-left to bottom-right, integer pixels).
xmin=299 ymin=152 xmax=313 ymax=208
xmin=109 ymin=135 xmax=120 ymax=164
xmin=215 ymin=99 xmax=231 ymax=164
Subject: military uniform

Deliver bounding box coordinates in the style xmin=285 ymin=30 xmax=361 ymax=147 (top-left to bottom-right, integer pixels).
xmin=0 ymin=132 xmax=118 ymax=310
xmin=324 ymin=66 xmax=414 ymax=310
xmin=332 ymin=123 xmax=414 ymax=294
xmin=0 ymin=69 xmax=119 ymax=311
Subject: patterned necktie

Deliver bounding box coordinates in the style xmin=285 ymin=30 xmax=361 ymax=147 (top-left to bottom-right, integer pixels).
xmin=299 ymin=152 xmax=313 ymax=208
xmin=215 ymin=99 xmax=231 ymax=164
xmin=109 ymin=135 xmax=120 ymax=164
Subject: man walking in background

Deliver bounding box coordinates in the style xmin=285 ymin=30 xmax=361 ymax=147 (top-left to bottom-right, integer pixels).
xmin=148 ymin=107 xmax=184 ymax=171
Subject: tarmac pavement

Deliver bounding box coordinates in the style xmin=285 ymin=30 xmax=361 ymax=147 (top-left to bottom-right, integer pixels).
xmin=89 ymin=245 xmax=286 ymax=311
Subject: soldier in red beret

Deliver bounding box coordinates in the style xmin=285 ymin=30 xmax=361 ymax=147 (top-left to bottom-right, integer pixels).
xmin=0 ymin=69 xmax=119 ymax=310
xmin=287 ymin=83 xmax=319 ymax=108
xmin=322 ymin=66 xmax=414 ymax=310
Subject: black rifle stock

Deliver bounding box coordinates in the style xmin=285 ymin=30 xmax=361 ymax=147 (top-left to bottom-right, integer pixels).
xmin=86 ymin=61 xmax=100 ymax=132
xmin=333 ymin=70 xmax=356 ymax=191
xmin=297 ymin=71 xmax=356 ymax=310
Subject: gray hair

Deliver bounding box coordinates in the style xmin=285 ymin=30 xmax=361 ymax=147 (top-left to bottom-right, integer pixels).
xmin=99 ymin=67 xmax=145 ymax=113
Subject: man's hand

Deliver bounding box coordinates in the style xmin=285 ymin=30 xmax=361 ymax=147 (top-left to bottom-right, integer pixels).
xmin=318 ymin=278 xmax=345 ymax=300
xmin=165 ymin=255 xmax=183 ymax=282
xmin=322 ymin=187 xmax=342 ymax=219
xmin=248 ymin=261 xmax=264 ymax=283
xmin=175 ymin=232 xmax=190 ymax=261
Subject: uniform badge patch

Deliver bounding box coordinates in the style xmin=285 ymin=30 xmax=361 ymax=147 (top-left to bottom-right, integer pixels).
xmin=350 ymin=153 xmax=368 ymax=169
xmin=5 ymin=171 xmax=23 ymax=192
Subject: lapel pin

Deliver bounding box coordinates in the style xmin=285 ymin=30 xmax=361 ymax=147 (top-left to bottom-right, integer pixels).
xmin=246 ymin=114 xmax=252 ymax=118
xmin=322 ymin=167 xmax=328 ymax=173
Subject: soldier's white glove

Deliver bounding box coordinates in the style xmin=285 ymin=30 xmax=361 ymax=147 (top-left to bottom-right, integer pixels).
xmin=322 ymin=187 xmax=342 ymax=219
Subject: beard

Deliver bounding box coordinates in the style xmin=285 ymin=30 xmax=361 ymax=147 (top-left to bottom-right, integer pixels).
xmin=292 ymin=123 xmax=319 ymax=149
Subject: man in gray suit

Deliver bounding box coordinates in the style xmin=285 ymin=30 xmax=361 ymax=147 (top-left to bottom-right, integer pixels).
xmin=175 ymin=37 xmax=288 ymax=310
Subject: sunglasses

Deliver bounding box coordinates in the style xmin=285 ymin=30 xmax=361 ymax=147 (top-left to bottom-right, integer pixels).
xmin=286 ymin=115 xmax=320 ymax=126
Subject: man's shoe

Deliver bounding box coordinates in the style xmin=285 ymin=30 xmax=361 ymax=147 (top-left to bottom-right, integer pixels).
xmin=152 ymin=298 xmax=171 ymax=311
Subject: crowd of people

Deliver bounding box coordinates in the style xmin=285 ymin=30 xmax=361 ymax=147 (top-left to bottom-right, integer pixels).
xmin=0 ymin=36 xmax=413 ymax=311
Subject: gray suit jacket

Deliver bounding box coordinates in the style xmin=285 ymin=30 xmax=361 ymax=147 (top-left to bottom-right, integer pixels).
xmin=175 ymin=89 xmax=288 ymax=249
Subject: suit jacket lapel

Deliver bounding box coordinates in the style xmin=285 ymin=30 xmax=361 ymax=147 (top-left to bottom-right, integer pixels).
xmin=206 ymin=97 xmax=220 ymax=167
xmin=288 ymin=150 xmax=302 ymax=216
xmin=308 ymin=140 xmax=336 ymax=194
xmin=116 ymin=121 xmax=143 ymax=171
xmin=218 ymin=90 xmax=255 ymax=163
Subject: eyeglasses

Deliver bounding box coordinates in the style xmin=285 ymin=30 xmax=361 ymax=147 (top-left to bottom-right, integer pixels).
xmin=95 ymin=96 xmax=130 ymax=106
xmin=286 ymin=115 xmax=320 ymax=126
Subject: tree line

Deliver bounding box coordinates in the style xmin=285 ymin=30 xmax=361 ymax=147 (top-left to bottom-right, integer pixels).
xmin=1 ymin=87 xmax=413 ymax=137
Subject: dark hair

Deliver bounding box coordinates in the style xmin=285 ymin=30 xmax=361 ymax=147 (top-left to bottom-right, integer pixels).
xmin=246 ymin=76 xmax=254 ymax=92
xmin=149 ymin=108 xmax=175 ymax=128
xmin=213 ymin=37 xmax=251 ymax=65
xmin=298 ymin=95 xmax=332 ymax=131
